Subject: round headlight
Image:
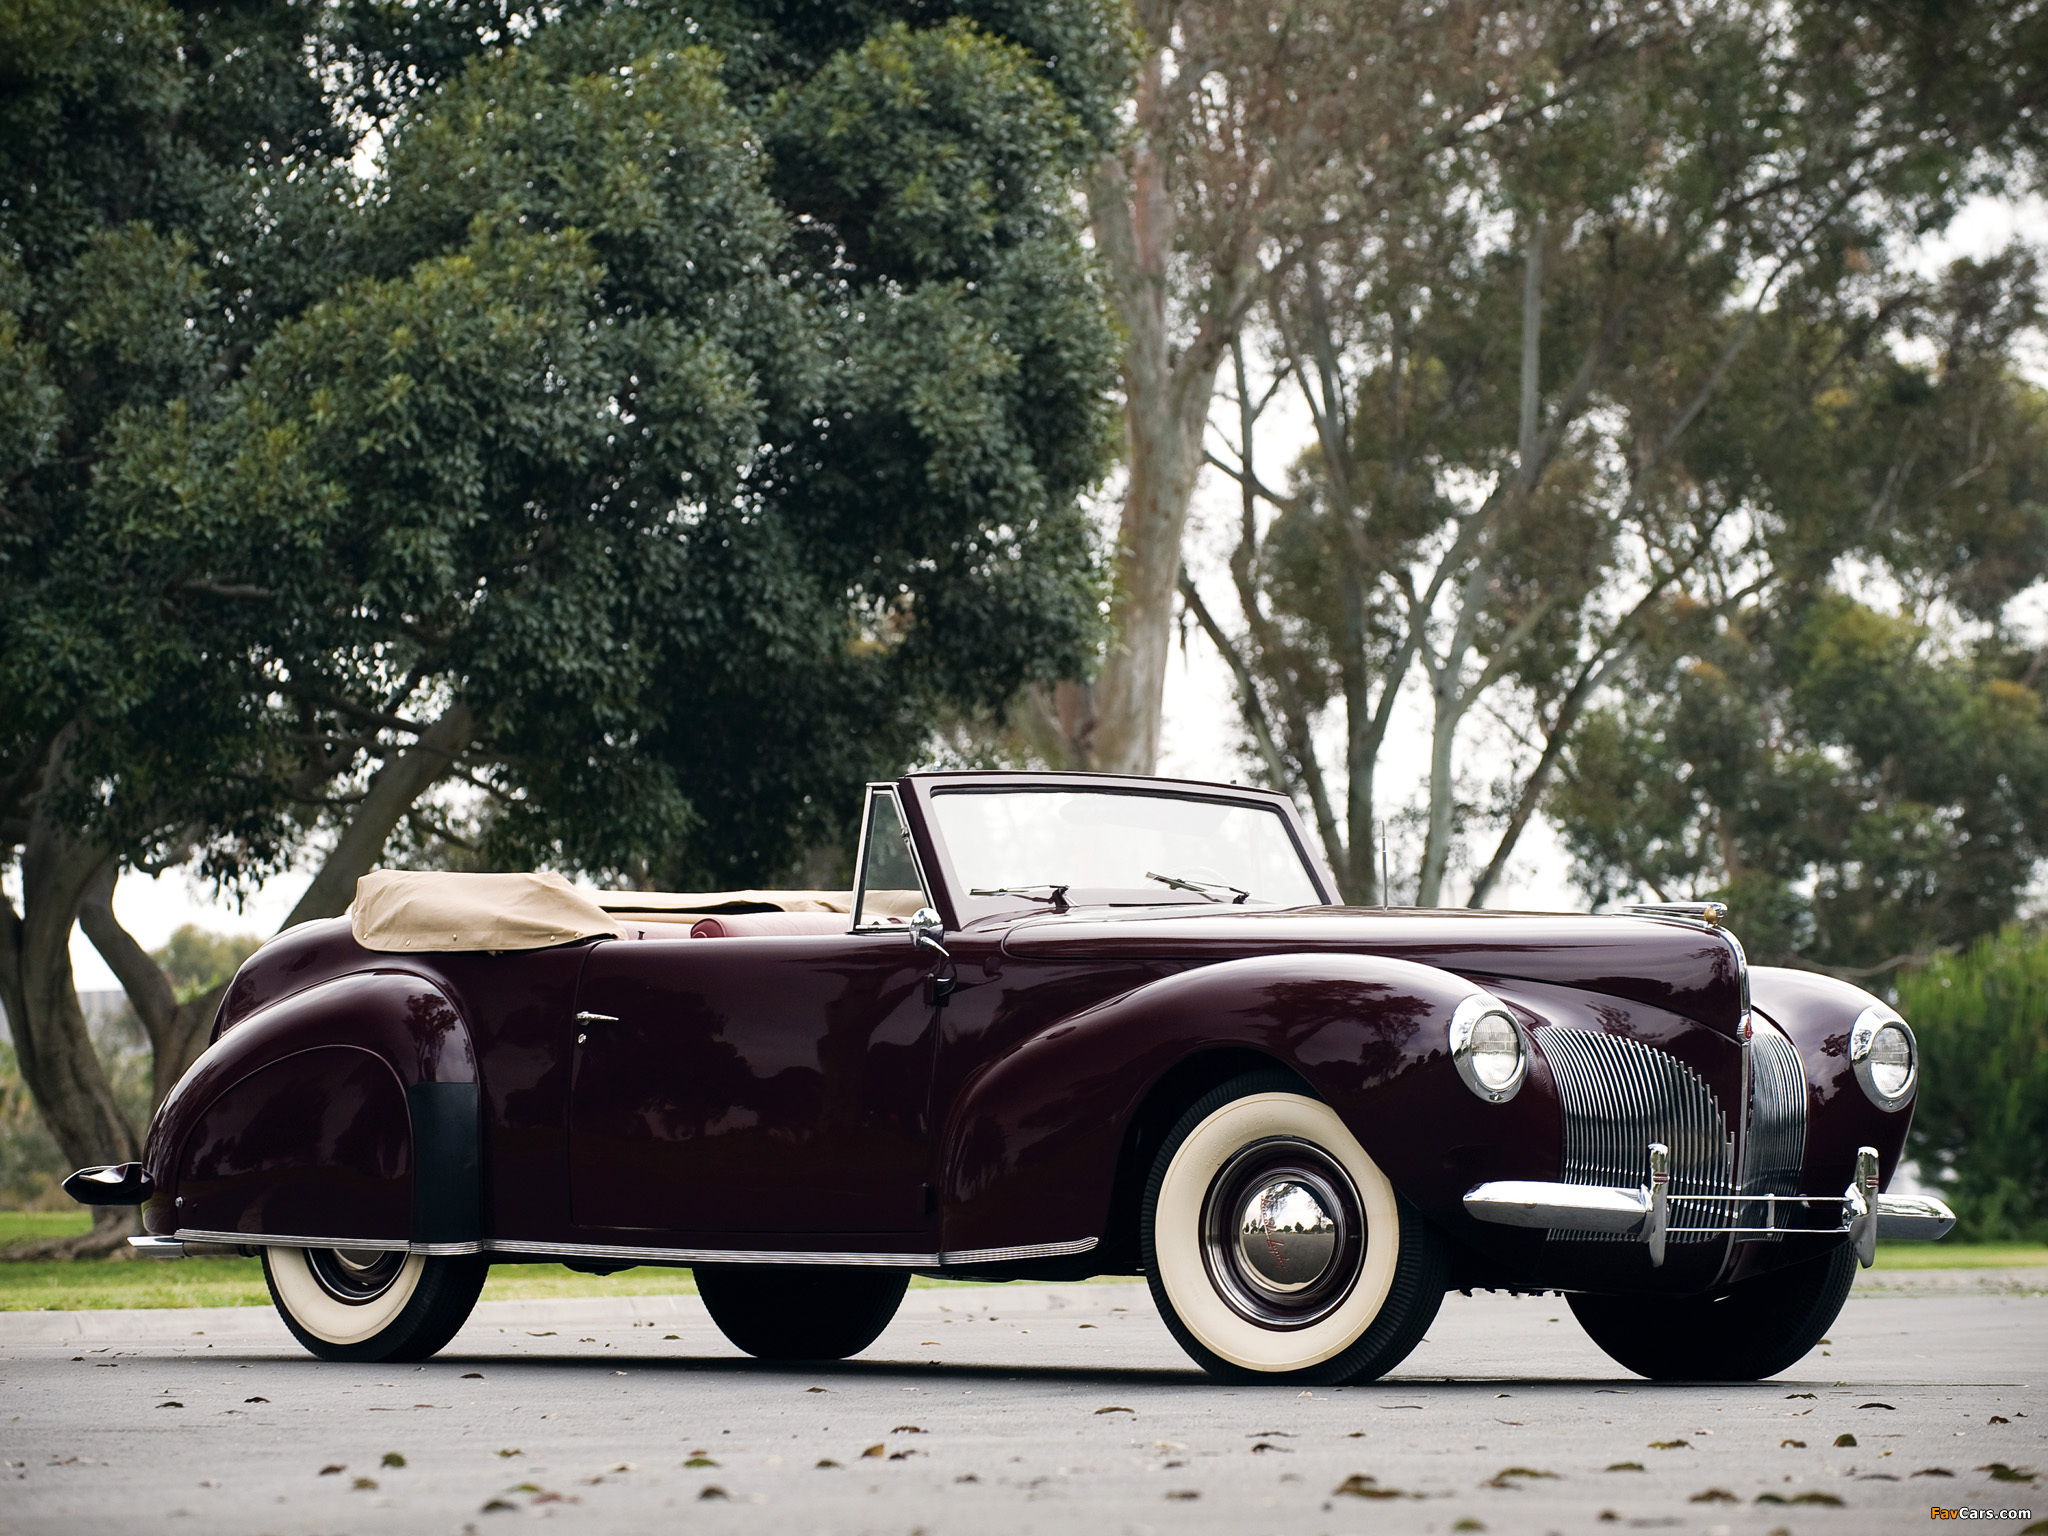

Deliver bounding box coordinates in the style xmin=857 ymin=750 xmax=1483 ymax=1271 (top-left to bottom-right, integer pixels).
xmin=1449 ymin=995 xmax=1526 ymax=1103
xmin=1849 ymin=1005 xmax=1917 ymax=1109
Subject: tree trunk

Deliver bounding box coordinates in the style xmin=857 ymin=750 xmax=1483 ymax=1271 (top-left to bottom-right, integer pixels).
xmin=281 ymin=701 xmax=474 ymax=927
xmin=78 ymin=864 xmax=225 ymax=1106
xmin=0 ymin=815 xmax=143 ymax=1257
xmin=1083 ymin=36 xmax=1250 ymax=776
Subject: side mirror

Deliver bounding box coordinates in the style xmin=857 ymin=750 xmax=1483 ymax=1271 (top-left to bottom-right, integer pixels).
xmin=909 ymin=906 xmax=948 ymax=960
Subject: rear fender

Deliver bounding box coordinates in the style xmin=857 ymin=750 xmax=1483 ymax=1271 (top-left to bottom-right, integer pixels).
xmin=937 ymin=953 xmax=1552 ymax=1257
xmin=143 ymin=970 xmax=479 ymax=1252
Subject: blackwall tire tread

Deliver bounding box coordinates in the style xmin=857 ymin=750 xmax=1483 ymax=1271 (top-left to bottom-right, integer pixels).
xmin=1567 ymin=1243 xmax=1858 ymax=1381
xmin=1140 ymin=1068 xmax=1448 ymax=1385
xmin=694 ymin=1265 xmax=909 ymax=1360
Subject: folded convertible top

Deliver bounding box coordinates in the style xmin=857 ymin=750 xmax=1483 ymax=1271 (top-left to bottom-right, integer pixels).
xmin=348 ymin=871 xmax=921 ymax=951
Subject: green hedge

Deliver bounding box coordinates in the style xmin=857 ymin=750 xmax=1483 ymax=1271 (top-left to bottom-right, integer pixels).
xmin=1898 ymin=926 xmax=2048 ymax=1242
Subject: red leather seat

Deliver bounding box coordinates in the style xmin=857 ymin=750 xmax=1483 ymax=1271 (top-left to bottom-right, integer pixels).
xmin=688 ymin=912 xmax=852 ymax=939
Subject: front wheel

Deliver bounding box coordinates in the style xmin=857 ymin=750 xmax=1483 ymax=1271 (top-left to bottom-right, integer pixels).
xmin=1568 ymin=1242 xmax=1857 ymax=1381
xmin=1142 ymin=1070 xmax=1448 ymax=1385
xmin=263 ymin=1245 xmax=488 ymax=1363
xmin=695 ymin=1265 xmax=908 ymax=1360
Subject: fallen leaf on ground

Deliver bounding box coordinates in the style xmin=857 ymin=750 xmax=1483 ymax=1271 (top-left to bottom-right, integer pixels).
xmin=479 ymin=1499 xmax=516 ymax=1513
xmin=525 ymin=1332 xmax=555 ymax=1337
xmin=1859 ymin=1402 xmax=1896 ymax=1410
xmin=1834 ymin=1434 xmax=1858 ymax=1447
xmin=892 ymin=1425 xmax=925 ymax=1434
xmin=1486 ymin=1467 xmax=1557 ymax=1487
xmin=156 ymin=1402 xmax=183 ymax=1409
xmin=1164 ymin=1490 xmax=1199 ymax=1501
xmin=496 ymin=1449 xmax=521 ymax=1458
xmin=1785 ymin=1392 xmax=1816 ymax=1400
xmin=1334 ymin=1474 xmax=1403 ymax=1499
xmin=243 ymin=1397 xmax=266 ymax=1404
xmin=815 ymin=1460 xmax=840 ymax=1469
xmin=461 ymin=1373 xmax=483 ymax=1380
xmin=381 ymin=1452 xmax=405 ymax=1468
xmin=1980 ymin=1463 xmax=2038 ymax=1483
xmin=683 ymin=1457 xmax=718 ymax=1468
xmin=1914 ymin=1468 xmax=1955 ymax=1476
xmin=1990 ymin=1416 xmax=2010 ymax=1425
xmin=1606 ymin=1462 xmax=1644 ymax=1472
xmin=1756 ymin=1491 xmax=1845 ymax=1506
xmin=1781 ymin=1439 xmax=1806 ymax=1448
xmin=318 ymin=1465 xmax=344 ymax=1476
xmin=1648 ymin=1440 xmax=1688 ymax=1450
xmin=1689 ymin=1488 xmax=1738 ymax=1503
xmin=860 ymin=1444 xmax=885 ymax=1459
xmin=698 ymin=1486 xmax=729 ymax=1501
xmin=352 ymin=1477 xmax=377 ymax=1491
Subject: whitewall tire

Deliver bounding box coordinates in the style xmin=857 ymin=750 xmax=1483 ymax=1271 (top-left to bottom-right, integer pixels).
xmin=1142 ymin=1070 xmax=1447 ymax=1384
xmin=263 ymin=1245 xmax=488 ymax=1363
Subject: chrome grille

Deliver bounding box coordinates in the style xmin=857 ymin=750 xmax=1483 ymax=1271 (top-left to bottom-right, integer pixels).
xmin=1534 ymin=1025 xmax=1732 ymax=1245
xmin=1737 ymin=1025 xmax=1807 ymax=1235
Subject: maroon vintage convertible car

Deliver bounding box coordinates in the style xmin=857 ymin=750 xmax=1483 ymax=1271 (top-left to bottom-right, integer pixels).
xmin=69 ymin=771 xmax=1951 ymax=1381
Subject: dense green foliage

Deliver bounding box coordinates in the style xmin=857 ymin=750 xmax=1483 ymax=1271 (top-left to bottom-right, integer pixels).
xmin=1897 ymin=928 xmax=2048 ymax=1242
xmin=2 ymin=0 xmax=1122 ymax=899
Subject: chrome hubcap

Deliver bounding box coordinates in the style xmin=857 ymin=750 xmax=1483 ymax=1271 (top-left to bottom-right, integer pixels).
xmin=306 ymin=1247 xmax=405 ymax=1305
xmin=1235 ymin=1179 xmax=1338 ymax=1293
xmin=1200 ymin=1137 xmax=1366 ymax=1330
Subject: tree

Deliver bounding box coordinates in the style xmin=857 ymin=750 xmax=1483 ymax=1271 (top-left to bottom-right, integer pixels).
xmin=1186 ymin=0 xmax=2048 ymax=904
xmin=1059 ymin=0 xmax=1541 ymax=773
xmin=1897 ymin=927 xmax=2048 ymax=1242
xmin=0 ymin=0 xmax=1122 ymax=1252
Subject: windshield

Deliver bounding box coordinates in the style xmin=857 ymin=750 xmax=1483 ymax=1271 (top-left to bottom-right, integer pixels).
xmin=930 ymin=788 xmax=1324 ymax=908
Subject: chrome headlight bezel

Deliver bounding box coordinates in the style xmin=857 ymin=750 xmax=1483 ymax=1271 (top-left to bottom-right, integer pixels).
xmin=1849 ymin=1004 xmax=1917 ymax=1110
xmin=1448 ymin=993 xmax=1527 ymax=1104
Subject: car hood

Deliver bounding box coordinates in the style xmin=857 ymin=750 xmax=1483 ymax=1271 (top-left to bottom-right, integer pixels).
xmin=997 ymin=905 xmax=1746 ymax=1037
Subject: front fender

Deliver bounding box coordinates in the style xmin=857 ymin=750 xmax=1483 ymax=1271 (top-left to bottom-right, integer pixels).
xmin=1749 ymin=965 xmax=1913 ymax=1191
xmin=143 ymin=969 xmax=480 ymax=1251
xmin=936 ymin=953 xmax=1549 ymax=1256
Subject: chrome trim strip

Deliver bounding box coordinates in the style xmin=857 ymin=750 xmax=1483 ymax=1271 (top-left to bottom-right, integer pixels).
xmin=944 ymin=1237 xmax=1099 ymax=1266
xmin=489 ymin=1238 xmax=932 ymax=1266
xmin=172 ymin=1230 xmax=1100 ymax=1267
xmin=174 ymin=1228 xmax=420 ymax=1254
xmin=128 ymin=1236 xmax=187 ymax=1259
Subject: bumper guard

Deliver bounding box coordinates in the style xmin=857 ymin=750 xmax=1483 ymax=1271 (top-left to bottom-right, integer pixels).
xmin=1464 ymin=1142 xmax=1955 ymax=1268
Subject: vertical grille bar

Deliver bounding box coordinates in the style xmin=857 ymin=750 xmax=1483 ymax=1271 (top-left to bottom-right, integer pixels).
xmin=1738 ymin=1025 xmax=1808 ymax=1236
xmin=1534 ymin=1025 xmax=1733 ymax=1244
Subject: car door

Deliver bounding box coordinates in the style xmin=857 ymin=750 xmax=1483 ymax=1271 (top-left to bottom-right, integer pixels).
xmin=567 ymin=932 xmax=936 ymax=1237
xmin=567 ymin=786 xmax=942 ymax=1240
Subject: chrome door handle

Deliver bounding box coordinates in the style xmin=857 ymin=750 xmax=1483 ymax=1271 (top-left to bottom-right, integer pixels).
xmin=575 ymin=1011 xmax=619 ymax=1025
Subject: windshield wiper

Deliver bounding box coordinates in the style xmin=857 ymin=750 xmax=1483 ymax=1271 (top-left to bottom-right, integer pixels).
xmin=969 ymin=883 xmax=1071 ymax=912
xmin=1146 ymin=870 xmax=1251 ymax=904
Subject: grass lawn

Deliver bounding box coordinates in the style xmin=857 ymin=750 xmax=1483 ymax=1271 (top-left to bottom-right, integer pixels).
xmin=4 ymin=1209 xmax=2039 ymax=1312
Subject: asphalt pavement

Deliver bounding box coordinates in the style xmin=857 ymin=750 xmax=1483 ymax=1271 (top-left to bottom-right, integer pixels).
xmin=2 ymin=1267 xmax=2042 ymax=1535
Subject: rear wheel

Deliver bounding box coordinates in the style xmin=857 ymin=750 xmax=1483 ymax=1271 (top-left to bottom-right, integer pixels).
xmin=694 ymin=1265 xmax=908 ymax=1360
xmin=1141 ymin=1069 xmax=1448 ymax=1385
xmin=1568 ymin=1243 xmax=1857 ymax=1381
xmin=263 ymin=1245 xmax=488 ymax=1363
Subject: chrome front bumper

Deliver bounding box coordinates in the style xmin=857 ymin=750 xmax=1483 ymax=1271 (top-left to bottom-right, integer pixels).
xmin=1464 ymin=1143 xmax=1956 ymax=1267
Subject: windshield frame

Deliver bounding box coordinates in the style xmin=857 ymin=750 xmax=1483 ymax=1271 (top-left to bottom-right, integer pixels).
xmin=898 ymin=771 xmax=1336 ymax=928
